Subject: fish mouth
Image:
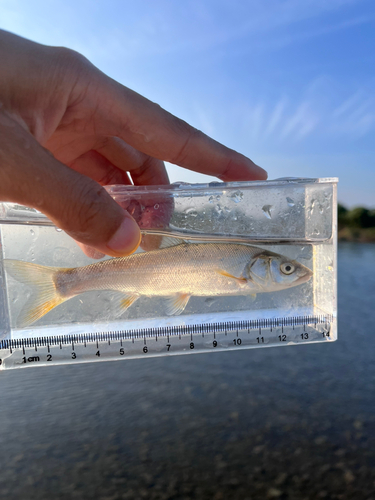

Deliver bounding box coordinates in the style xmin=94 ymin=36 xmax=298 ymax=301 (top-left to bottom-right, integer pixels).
xmin=294 ymin=268 xmax=313 ymax=286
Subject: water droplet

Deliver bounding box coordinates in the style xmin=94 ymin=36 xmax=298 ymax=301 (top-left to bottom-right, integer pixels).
xmin=154 ymin=204 xmax=159 ymax=210
xmin=55 ymin=228 xmax=62 ymax=232
xmin=185 ymin=207 xmax=198 ymax=217
xmin=30 ymin=229 xmax=35 ymax=236
xmin=262 ymin=205 xmax=273 ymax=219
xmin=53 ymin=247 xmax=71 ymax=263
xmin=216 ymin=204 xmax=223 ymax=215
xmin=286 ymin=197 xmax=295 ymax=207
xmin=208 ymin=195 xmax=220 ymax=204
xmin=223 ymin=206 xmax=231 ymax=213
xmin=230 ymin=191 xmax=243 ymax=203
xmin=313 ymin=228 xmax=320 ymax=236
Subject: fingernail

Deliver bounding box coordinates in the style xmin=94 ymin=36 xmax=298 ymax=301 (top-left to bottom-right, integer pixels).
xmin=107 ymin=216 xmax=141 ymax=256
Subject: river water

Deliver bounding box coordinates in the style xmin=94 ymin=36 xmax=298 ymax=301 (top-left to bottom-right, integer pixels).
xmin=0 ymin=243 xmax=374 ymax=500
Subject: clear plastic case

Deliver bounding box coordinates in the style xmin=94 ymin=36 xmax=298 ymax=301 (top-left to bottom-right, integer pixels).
xmin=0 ymin=178 xmax=337 ymax=368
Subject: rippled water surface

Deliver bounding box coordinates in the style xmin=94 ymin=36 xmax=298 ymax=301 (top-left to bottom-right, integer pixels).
xmin=0 ymin=243 xmax=374 ymax=500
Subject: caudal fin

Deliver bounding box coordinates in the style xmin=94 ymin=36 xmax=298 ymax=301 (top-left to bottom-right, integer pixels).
xmin=4 ymin=260 xmax=67 ymax=327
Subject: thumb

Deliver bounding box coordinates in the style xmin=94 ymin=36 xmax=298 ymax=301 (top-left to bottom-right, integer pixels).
xmin=48 ymin=176 xmax=142 ymax=258
xmin=0 ymin=111 xmax=141 ymax=257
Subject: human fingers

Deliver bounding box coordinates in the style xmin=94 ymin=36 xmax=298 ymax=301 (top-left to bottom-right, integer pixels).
xmin=65 ymin=150 xmax=131 ymax=258
xmin=67 ymin=141 xmax=172 ymax=254
xmin=95 ymin=137 xmax=170 ymax=186
xmin=68 ymin=66 xmax=267 ymax=181
xmin=68 ymin=150 xmax=133 ymax=186
xmin=0 ymin=109 xmax=140 ymax=257
xmin=95 ymin=138 xmax=173 ymax=251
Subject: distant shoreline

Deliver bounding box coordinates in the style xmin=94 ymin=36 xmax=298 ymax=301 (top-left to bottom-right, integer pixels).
xmin=338 ymin=204 xmax=375 ymax=243
xmin=338 ymin=228 xmax=375 ymax=243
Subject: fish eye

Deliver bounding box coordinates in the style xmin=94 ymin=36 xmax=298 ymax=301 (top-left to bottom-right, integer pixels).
xmin=280 ymin=262 xmax=295 ymax=275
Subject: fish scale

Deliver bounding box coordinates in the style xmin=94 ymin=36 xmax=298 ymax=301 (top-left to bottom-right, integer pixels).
xmin=62 ymin=243 xmax=265 ymax=297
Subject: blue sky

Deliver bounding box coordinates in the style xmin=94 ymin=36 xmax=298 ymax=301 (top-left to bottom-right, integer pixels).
xmin=1 ymin=0 xmax=374 ymax=206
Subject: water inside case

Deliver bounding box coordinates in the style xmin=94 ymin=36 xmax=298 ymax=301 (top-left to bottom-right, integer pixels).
xmin=0 ymin=178 xmax=337 ymax=368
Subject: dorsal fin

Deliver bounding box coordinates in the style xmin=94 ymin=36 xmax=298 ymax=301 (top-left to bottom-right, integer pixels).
xmin=158 ymin=236 xmax=188 ymax=249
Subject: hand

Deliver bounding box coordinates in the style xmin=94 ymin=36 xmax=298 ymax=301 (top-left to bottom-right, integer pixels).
xmin=0 ymin=30 xmax=267 ymax=258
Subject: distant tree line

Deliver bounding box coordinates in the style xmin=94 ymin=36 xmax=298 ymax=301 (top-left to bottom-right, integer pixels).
xmin=338 ymin=204 xmax=375 ymax=229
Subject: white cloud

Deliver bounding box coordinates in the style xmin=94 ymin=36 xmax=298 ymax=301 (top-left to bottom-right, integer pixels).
xmin=329 ymin=90 xmax=375 ymax=138
xmin=0 ymin=0 xmax=367 ymax=60
xmin=332 ymin=91 xmax=364 ymax=118
xmin=264 ymin=98 xmax=288 ymax=138
xmin=279 ymin=102 xmax=319 ymax=140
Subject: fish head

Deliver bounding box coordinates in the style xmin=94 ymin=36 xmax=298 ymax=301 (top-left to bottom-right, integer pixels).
xmin=245 ymin=251 xmax=312 ymax=291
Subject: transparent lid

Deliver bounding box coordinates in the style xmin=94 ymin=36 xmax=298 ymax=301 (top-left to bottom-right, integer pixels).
xmin=0 ymin=178 xmax=337 ymax=242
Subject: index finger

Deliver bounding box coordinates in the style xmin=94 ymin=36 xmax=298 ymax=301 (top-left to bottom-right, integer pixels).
xmin=83 ymin=72 xmax=268 ymax=182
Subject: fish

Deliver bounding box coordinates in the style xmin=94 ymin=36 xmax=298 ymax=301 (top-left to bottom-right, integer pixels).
xmin=4 ymin=239 xmax=312 ymax=327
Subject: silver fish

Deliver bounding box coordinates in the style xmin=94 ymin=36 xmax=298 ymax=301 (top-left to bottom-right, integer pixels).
xmin=4 ymin=239 xmax=312 ymax=326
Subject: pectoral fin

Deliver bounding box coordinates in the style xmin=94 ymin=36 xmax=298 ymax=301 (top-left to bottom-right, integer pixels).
xmin=166 ymin=293 xmax=191 ymax=315
xmin=215 ymin=269 xmax=247 ymax=284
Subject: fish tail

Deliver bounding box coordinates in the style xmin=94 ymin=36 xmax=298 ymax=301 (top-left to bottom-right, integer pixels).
xmin=4 ymin=259 xmax=66 ymax=327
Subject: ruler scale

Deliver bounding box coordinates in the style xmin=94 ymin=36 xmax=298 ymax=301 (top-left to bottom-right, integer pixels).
xmin=0 ymin=314 xmax=334 ymax=370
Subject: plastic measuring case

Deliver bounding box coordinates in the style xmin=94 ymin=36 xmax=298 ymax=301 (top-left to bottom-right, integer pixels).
xmin=0 ymin=178 xmax=337 ymax=369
